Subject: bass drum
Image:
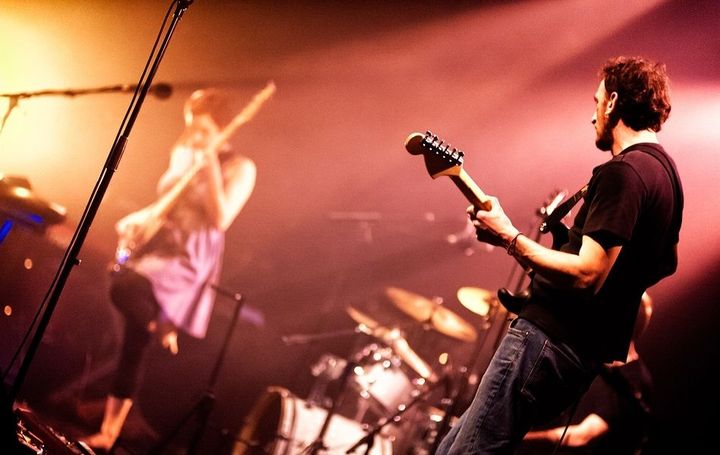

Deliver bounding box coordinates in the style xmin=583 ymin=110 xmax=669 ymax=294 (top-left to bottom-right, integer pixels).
xmin=234 ymin=386 xmax=393 ymax=455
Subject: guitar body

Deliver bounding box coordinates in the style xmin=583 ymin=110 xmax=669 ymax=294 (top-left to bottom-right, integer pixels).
xmin=114 ymin=205 xmax=166 ymax=265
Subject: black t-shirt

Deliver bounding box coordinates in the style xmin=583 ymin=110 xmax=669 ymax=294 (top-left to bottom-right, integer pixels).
xmin=521 ymin=143 xmax=683 ymax=361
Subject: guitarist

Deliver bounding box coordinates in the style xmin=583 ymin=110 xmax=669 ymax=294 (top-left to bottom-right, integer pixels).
xmin=436 ymin=56 xmax=683 ymax=454
xmin=82 ymin=86 xmax=264 ymax=451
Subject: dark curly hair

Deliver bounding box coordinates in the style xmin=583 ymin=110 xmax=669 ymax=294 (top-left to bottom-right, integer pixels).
xmin=600 ymin=56 xmax=671 ymax=132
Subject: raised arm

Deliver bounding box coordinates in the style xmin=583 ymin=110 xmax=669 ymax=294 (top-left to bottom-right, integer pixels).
xmin=200 ymin=152 xmax=256 ymax=231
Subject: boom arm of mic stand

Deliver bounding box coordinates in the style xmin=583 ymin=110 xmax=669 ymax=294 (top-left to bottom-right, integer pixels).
xmin=282 ymin=327 xmax=363 ymax=345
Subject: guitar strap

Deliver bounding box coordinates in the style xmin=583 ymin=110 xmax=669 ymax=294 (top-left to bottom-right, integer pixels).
xmin=546 ymin=143 xmax=682 ymax=234
xmin=627 ymin=143 xmax=684 ymax=236
xmin=541 ymin=183 xmax=588 ymax=233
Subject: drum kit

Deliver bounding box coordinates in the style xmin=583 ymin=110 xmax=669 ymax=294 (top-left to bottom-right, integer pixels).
xmin=235 ymin=285 xmax=503 ymax=455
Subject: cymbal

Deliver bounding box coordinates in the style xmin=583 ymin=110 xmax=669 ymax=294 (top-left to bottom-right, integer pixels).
xmin=457 ymin=286 xmax=497 ymax=317
xmin=0 ymin=174 xmax=66 ymax=226
xmin=346 ymin=306 xmax=380 ymax=331
xmin=346 ymin=306 xmax=433 ymax=379
xmin=385 ymin=287 xmax=477 ymax=342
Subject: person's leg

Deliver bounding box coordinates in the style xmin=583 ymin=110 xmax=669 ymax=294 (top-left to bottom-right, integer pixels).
xmin=82 ymin=319 xmax=151 ymax=450
xmin=111 ymin=268 xmax=179 ymax=354
xmin=109 ymin=268 xmax=158 ymax=329
xmin=436 ymin=318 xmax=598 ymax=454
xmin=82 ymin=269 xmax=157 ymax=450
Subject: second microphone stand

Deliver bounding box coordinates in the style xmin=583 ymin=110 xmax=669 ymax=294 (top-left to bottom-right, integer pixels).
xmin=150 ymin=284 xmax=244 ymax=455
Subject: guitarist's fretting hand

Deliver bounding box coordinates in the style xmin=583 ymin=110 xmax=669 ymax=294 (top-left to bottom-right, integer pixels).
xmin=467 ymin=196 xmax=522 ymax=249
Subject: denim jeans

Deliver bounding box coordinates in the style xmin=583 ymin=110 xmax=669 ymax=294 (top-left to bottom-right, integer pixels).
xmin=435 ymin=318 xmax=598 ymax=454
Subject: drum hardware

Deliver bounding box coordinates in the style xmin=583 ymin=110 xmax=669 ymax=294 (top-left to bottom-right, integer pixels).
xmin=385 ymin=287 xmax=478 ymax=342
xmin=233 ymin=387 xmax=393 ymax=455
xmin=345 ymin=372 xmax=451 ymax=455
xmin=299 ymin=348 xmax=370 ymax=455
xmin=346 ymin=307 xmax=434 ymax=381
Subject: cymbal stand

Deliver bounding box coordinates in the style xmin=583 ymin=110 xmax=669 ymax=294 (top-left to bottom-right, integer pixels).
xmin=150 ymin=284 xmax=243 ymax=455
xmin=346 ymin=374 xmax=450 ymax=455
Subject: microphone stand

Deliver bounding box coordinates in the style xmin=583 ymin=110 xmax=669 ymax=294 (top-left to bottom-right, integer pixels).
xmin=8 ymin=0 xmax=193 ymax=401
xmin=150 ymin=284 xmax=244 ymax=455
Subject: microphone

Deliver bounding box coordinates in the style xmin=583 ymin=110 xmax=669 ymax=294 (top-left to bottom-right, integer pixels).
xmin=148 ymin=82 xmax=173 ymax=99
xmin=118 ymin=82 xmax=173 ymax=99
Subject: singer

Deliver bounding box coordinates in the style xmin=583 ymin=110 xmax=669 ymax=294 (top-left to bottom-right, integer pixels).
xmin=435 ymin=56 xmax=683 ymax=454
xmin=81 ymin=84 xmax=274 ymax=451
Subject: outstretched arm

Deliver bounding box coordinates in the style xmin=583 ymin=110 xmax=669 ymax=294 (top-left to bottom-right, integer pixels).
xmin=524 ymin=413 xmax=609 ymax=447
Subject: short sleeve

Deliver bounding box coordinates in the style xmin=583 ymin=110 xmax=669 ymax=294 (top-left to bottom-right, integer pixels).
xmin=582 ymin=161 xmax=645 ymax=249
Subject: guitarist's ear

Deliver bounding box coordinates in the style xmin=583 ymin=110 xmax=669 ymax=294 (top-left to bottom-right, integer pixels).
xmin=604 ymin=91 xmax=618 ymax=117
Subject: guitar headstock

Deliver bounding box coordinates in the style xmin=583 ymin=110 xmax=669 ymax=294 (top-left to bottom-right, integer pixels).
xmin=405 ymin=131 xmax=465 ymax=179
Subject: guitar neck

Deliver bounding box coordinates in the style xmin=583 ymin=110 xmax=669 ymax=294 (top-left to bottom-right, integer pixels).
xmin=449 ymin=168 xmax=492 ymax=211
xmin=209 ymin=81 xmax=276 ymax=152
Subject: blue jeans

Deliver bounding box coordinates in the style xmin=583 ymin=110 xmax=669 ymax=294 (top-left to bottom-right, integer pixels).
xmin=435 ymin=318 xmax=598 ymax=454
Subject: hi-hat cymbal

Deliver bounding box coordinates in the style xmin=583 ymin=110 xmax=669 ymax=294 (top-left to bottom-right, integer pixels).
xmin=457 ymin=286 xmax=497 ymax=317
xmin=385 ymin=287 xmax=477 ymax=342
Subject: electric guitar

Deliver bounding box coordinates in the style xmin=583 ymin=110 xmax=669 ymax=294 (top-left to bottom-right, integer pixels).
xmin=406 ymin=130 xmax=587 ymax=314
xmin=114 ymin=81 xmax=276 ymax=266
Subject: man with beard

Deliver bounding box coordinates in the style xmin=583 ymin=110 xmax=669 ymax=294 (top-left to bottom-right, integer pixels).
xmin=435 ymin=56 xmax=683 ymax=454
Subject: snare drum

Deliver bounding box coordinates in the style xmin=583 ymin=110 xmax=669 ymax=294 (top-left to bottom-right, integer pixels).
xmin=234 ymin=386 xmax=393 ymax=455
xmin=352 ymin=345 xmax=415 ymax=412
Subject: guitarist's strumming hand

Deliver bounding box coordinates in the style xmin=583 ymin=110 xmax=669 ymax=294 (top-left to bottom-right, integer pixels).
xmin=467 ymin=196 xmax=521 ymax=250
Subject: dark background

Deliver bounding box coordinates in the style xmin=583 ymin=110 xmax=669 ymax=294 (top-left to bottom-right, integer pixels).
xmin=1 ymin=1 xmax=718 ymax=453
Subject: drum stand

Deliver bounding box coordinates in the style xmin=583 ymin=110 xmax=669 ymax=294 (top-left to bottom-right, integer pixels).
xmin=345 ymin=374 xmax=450 ymax=455
xmin=150 ymin=284 xmax=244 ymax=455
